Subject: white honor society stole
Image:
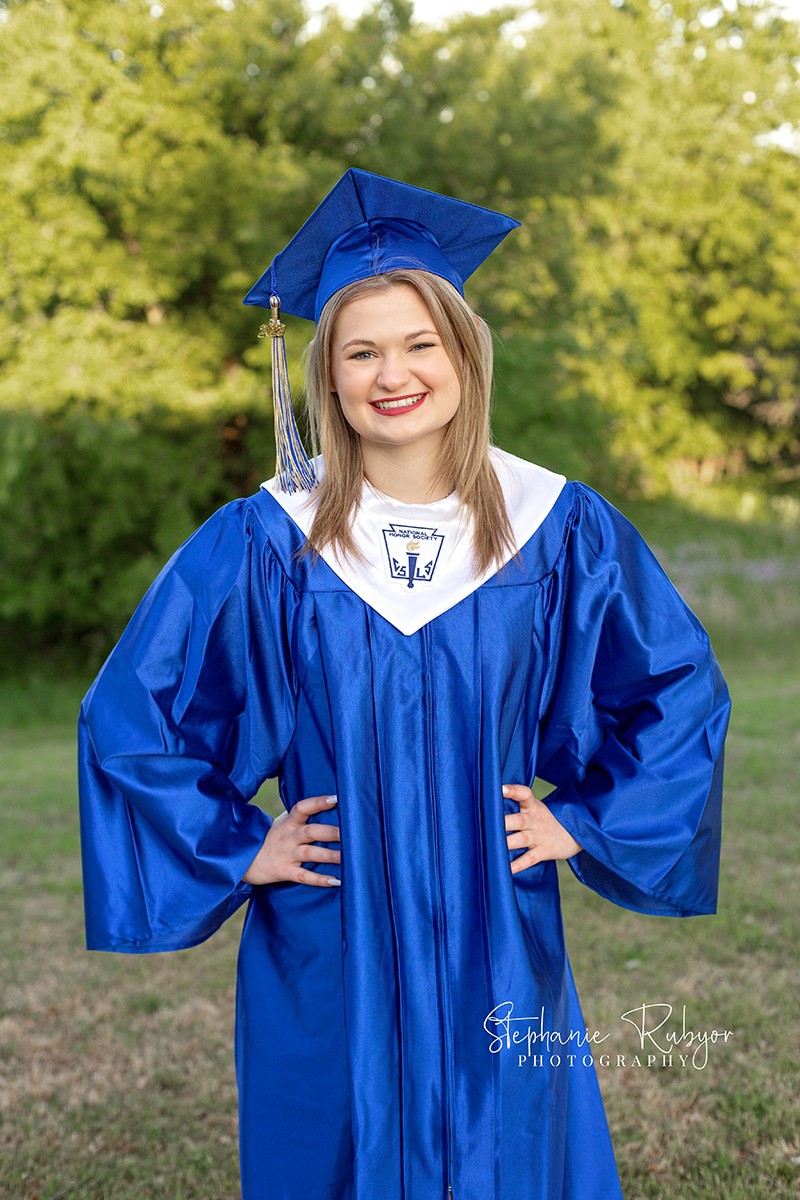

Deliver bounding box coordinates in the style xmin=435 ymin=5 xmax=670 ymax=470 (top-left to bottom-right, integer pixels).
xmin=263 ymin=448 xmax=566 ymax=636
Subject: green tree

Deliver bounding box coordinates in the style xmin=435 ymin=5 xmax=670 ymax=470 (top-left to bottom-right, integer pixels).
xmin=0 ymin=0 xmax=323 ymax=651
xmin=291 ymin=0 xmax=800 ymax=496
xmin=540 ymin=0 xmax=800 ymax=497
xmin=2 ymin=0 xmax=800 ymax=656
xmin=0 ymin=0 xmax=326 ymax=421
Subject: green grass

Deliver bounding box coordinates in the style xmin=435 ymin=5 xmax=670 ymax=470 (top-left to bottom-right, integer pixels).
xmin=0 ymin=500 xmax=798 ymax=1198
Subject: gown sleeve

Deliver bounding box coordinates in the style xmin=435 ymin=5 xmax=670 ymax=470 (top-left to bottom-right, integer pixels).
xmin=78 ymin=499 xmax=299 ymax=953
xmin=535 ymin=483 xmax=731 ymax=918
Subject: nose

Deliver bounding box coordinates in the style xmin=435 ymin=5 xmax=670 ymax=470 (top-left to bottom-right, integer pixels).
xmin=376 ymin=352 xmax=411 ymax=393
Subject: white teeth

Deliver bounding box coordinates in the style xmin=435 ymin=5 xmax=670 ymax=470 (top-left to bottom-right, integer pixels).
xmin=372 ymin=394 xmax=424 ymax=410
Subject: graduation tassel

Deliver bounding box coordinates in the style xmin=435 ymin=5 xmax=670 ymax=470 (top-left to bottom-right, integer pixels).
xmin=259 ymin=293 xmax=317 ymax=493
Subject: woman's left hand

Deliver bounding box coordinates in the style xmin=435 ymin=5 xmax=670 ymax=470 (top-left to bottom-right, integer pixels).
xmin=503 ymin=784 xmax=582 ymax=872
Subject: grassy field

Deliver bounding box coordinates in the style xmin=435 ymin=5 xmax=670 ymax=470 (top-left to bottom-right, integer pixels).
xmin=0 ymin=500 xmax=798 ymax=1199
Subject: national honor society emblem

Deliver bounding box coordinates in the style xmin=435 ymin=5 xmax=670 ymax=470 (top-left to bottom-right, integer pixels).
xmin=382 ymin=524 xmax=445 ymax=589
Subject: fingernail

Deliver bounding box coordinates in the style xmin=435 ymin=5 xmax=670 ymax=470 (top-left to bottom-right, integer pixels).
xmin=327 ymin=877 xmax=341 ymax=886
xmin=502 ymin=785 xmax=510 ymax=796
xmin=327 ymin=794 xmax=338 ymax=804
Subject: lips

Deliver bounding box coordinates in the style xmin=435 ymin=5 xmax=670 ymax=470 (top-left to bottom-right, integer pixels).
xmin=369 ymin=393 xmax=427 ymax=415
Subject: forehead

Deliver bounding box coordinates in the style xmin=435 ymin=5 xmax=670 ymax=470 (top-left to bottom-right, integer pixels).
xmin=332 ymin=285 xmax=436 ymax=341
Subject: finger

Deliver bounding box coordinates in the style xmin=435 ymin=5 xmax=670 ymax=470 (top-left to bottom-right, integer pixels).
xmin=300 ymin=822 xmax=341 ymax=842
xmin=502 ymin=784 xmax=534 ymax=805
xmin=287 ymin=794 xmax=338 ymax=823
xmin=295 ymin=846 xmax=341 ymax=865
xmin=506 ymin=831 xmax=534 ymax=851
xmin=505 ymin=804 xmax=546 ymax=830
xmin=510 ymin=848 xmax=543 ymax=874
xmin=292 ymin=866 xmax=341 ymax=887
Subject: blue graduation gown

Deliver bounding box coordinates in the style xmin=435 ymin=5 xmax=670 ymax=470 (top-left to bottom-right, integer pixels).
xmin=78 ymin=480 xmax=730 ymax=1200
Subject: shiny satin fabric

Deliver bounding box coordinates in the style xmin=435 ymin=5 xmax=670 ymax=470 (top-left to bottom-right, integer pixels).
xmin=78 ymin=481 xmax=730 ymax=1200
xmin=242 ymin=169 xmax=520 ymax=322
xmin=315 ymin=218 xmax=463 ymax=322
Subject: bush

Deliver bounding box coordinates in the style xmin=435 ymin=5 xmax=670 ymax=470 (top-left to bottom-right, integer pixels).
xmin=0 ymin=400 xmax=276 ymax=668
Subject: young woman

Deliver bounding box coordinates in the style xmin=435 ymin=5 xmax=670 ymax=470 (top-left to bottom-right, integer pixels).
xmin=79 ymin=169 xmax=730 ymax=1200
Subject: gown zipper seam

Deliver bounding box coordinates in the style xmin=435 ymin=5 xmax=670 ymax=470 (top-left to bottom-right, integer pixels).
xmin=424 ymin=624 xmax=455 ymax=1200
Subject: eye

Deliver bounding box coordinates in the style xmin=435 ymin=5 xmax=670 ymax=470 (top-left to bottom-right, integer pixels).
xmin=348 ymin=350 xmax=374 ymax=360
xmin=410 ymin=341 xmax=436 ymax=352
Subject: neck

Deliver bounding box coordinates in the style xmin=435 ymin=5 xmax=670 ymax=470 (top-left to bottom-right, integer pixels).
xmin=360 ymin=437 xmax=453 ymax=504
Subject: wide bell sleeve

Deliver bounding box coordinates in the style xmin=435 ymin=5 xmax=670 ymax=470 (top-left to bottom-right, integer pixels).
xmin=78 ymin=500 xmax=299 ymax=953
xmin=534 ymin=484 xmax=730 ymax=918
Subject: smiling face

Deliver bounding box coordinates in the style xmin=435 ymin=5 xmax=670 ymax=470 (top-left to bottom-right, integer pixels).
xmin=329 ymin=284 xmax=462 ymax=457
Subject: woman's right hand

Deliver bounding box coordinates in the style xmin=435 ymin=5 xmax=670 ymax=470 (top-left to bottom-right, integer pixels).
xmin=242 ymin=794 xmax=342 ymax=887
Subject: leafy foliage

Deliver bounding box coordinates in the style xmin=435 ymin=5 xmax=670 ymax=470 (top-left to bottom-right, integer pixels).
xmin=1 ymin=0 xmax=799 ymax=654
xmin=557 ymin=0 xmax=800 ymax=495
xmin=0 ymin=404 xmax=274 ymax=660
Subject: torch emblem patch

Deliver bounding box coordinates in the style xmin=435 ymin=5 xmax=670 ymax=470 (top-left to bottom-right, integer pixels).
xmin=381 ymin=524 xmax=445 ymax=589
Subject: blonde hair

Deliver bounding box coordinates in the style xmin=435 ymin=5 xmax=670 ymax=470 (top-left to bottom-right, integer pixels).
xmin=303 ymin=269 xmax=516 ymax=576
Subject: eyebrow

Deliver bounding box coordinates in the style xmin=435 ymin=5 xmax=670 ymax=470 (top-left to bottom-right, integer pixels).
xmin=340 ymin=329 xmax=439 ymax=351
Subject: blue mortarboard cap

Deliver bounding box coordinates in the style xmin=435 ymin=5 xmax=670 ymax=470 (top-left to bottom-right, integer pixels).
xmin=244 ymin=168 xmax=520 ymax=322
